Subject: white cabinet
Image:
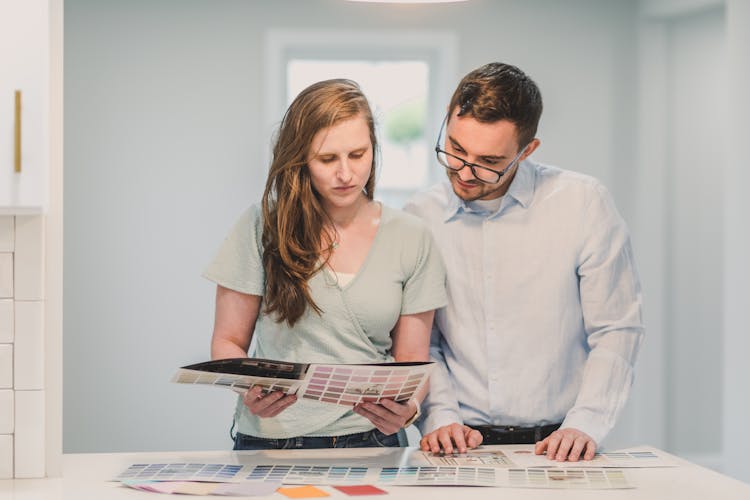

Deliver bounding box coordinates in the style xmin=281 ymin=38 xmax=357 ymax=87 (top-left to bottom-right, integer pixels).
xmin=0 ymin=0 xmax=49 ymax=214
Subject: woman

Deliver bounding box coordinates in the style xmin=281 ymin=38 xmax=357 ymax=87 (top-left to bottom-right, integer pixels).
xmin=204 ymin=79 xmax=446 ymax=449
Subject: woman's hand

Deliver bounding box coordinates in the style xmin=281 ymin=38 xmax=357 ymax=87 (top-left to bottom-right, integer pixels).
xmin=353 ymin=399 xmax=418 ymax=435
xmin=242 ymin=386 xmax=297 ymax=418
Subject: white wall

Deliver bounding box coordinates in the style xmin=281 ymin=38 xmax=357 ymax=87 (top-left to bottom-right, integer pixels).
xmin=664 ymin=6 xmax=726 ymax=457
xmin=723 ymin=0 xmax=750 ymax=485
xmin=64 ymin=0 xmax=638 ymax=453
xmin=632 ymin=0 xmax=750 ymax=482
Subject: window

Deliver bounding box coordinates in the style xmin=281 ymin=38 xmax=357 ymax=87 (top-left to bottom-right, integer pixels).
xmin=265 ymin=30 xmax=457 ymax=207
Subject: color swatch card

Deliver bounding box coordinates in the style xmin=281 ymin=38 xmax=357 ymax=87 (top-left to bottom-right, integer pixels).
xmin=172 ymin=358 xmax=434 ymax=406
xmin=508 ymin=448 xmax=677 ymax=468
xmin=277 ymin=485 xmax=331 ymax=498
xmin=122 ymin=479 xmax=281 ymax=496
xmin=116 ymin=462 xmax=632 ymax=489
xmin=116 ymin=463 xmax=250 ymax=483
xmin=244 ymin=464 xmax=501 ymax=487
xmin=507 ymin=468 xmax=632 ymax=489
xmin=377 ymin=466 xmax=498 ymax=486
xmin=245 ymin=465 xmax=368 ymax=485
xmin=421 ymin=450 xmax=516 ymax=467
xmin=333 ymin=485 xmax=388 ymax=496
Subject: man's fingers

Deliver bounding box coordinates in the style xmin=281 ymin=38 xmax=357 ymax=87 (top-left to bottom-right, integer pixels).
xmin=545 ymin=433 xmax=562 ymax=460
xmin=419 ymin=435 xmax=431 ymax=451
xmin=465 ymin=428 xmax=483 ymax=448
xmin=451 ymin=425 xmax=468 ymax=453
xmin=437 ymin=429 xmax=456 ymax=455
xmin=568 ymin=436 xmax=587 ymax=462
xmin=421 ymin=424 xmax=479 ymax=454
xmin=420 ymin=431 xmax=440 ymax=453
xmin=583 ymin=439 xmax=597 ymax=460
xmin=555 ymin=435 xmax=574 ymax=461
xmin=535 ymin=437 xmax=549 ymax=456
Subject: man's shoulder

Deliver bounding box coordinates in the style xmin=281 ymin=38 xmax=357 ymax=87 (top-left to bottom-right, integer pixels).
xmin=531 ymin=161 xmax=608 ymax=197
xmin=403 ymin=182 xmax=452 ymax=219
xmin=381 ymin=203 xmax=431 ymax=234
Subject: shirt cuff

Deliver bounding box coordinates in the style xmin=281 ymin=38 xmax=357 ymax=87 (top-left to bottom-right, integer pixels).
xmin=418 ymin=409 xmax=462 ymax=435
xmin=559 ymin=411 xmax=610 ymax=446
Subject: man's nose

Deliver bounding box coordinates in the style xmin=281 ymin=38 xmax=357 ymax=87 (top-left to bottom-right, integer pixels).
xmin=456 ymin=163 xmax=477 ymax=182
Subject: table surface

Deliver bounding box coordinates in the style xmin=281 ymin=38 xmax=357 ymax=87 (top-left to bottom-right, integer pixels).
xmin=2 ymin=445 xmax=749 ymax=500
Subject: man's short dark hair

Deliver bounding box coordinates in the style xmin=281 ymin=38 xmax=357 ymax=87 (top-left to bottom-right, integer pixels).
xmin=448 ymin=62 xmax=543 ymax=148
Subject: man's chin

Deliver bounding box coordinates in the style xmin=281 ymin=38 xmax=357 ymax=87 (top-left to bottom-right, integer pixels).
xmin=450 ymin=179 xmax=483 ymax=201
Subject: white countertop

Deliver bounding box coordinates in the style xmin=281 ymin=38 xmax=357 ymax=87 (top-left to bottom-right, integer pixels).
xmin=1 ymin=445 xmax=749 ymax=499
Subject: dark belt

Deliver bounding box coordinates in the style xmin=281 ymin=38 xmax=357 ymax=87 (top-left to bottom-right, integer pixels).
xmin=474 ymin=423 xmax=561 ymax=445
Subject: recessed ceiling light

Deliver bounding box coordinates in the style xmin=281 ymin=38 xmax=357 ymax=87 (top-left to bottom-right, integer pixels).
xmin=347 ymin=1 xmax=469 ymax=4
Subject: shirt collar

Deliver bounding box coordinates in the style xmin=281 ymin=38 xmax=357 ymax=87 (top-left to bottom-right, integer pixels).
xmin=442 ymin=160 xmax=536 ymax=222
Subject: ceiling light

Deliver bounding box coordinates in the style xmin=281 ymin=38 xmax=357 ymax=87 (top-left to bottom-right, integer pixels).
xmin=346 ymin=1 xmax=469 ymax=4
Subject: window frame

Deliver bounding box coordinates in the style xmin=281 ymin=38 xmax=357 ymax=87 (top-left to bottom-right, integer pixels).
xmin=263 ymin=29 xmax=458 ymax=203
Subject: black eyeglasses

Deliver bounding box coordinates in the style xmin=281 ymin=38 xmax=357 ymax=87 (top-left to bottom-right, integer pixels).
xmin=435 ymin=115 xmax=527 ymax=184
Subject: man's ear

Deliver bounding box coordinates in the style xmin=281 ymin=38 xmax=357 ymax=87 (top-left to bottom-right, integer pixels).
xmin=520 ymin=138 xmax=541 ymax=160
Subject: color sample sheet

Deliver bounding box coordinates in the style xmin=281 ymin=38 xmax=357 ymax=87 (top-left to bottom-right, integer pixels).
xmin=377 ymin=466 xmax=498 ymax=486
xmin=421 ymin=450 xmax=516 ymax=467
xmin=508 ymin=448 xmax=678 ymax=468
xmin=245 ymin=465 xmax=368 ymax=485
xmin=300 ymin=365 xmax=426 ymax=405
xmin=172 ymin=358 xmax=434 ymax=407
xmin=507 ymin=468 xmax=632 ymax=489
xmin=116 ymin=463 xmax=247 ymax=482
xmin=115 ymin=462 xmax=633 ymax=489
xmin=245 ymin=464 xmax=500 ymax=486
xmin=122 ymin=479 xmax=281 ymax=496
xmin=171 ymin=370 xmax=302 ymax=396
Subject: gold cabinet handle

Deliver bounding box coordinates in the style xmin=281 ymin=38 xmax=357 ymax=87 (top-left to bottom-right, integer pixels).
xmin=14 ymin=90 xmax=22 ymax=173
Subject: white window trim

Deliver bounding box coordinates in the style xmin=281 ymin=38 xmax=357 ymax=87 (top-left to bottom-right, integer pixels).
xmin=263 ymin=29 xmax=458 ymax=188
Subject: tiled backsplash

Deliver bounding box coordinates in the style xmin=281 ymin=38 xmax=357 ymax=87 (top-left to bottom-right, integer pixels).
xmin=0 ymin=215 xmax=46 ymax=478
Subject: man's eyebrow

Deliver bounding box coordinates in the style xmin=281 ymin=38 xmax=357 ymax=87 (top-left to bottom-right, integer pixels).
xmin=479 ymin=154 xmax=507 ymax=162
xmin=448 ymin=135 xmax=509 ymax=160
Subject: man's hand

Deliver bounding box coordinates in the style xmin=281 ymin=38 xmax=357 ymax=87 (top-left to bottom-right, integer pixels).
xmin=419 ymin=423 xmax=483 ymax=454
xmin=353 ymin=399 xmax=417 ymax=436
xmin=242 ymin=386 xmax=297 ymax=418
xmin=535 ymin=427 xmax=596 ymax=461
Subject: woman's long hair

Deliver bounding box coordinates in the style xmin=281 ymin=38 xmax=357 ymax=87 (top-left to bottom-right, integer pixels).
xmin=261 ymin=79 xmax=378 ymax=326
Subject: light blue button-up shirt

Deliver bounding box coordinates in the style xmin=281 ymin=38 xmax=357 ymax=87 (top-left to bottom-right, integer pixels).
xmin=404 ymin=160 xmax=644 ymax=445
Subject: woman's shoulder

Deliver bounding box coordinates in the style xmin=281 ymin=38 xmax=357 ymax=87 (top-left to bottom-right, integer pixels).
xmin=235 ymin=203 xmax=264 ymax=228
xmin=218 ymin=203 xmax=264 ymax=247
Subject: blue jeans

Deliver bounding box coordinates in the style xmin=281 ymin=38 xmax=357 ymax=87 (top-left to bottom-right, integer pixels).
xmin=233 ymin=429 xmax=403 ymax=450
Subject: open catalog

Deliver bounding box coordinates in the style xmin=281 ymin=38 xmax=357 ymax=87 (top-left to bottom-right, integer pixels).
xmin=171 ymin=358 xmax=434 ymax=407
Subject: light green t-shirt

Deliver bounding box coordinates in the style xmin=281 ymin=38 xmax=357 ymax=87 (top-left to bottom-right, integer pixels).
xmin=203 ymin=203 xmax=447 ymax=438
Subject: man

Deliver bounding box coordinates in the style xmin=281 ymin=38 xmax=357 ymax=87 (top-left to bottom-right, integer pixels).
xmin=404 ymin=62 xmax=644 ymax=462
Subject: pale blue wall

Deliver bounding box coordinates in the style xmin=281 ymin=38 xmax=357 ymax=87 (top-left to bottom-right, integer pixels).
xmin=64 ymin=0 xmax=638 ymax=453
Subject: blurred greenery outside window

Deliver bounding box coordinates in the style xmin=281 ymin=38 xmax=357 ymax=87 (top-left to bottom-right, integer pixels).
xmin=287 ymin=60 xmax=430 ymax=208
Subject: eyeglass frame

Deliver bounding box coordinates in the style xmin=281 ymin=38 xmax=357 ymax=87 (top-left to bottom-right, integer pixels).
xmin=434 ymin=114 xmax=528 ymax=184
